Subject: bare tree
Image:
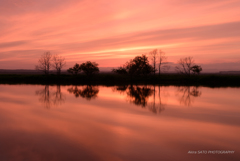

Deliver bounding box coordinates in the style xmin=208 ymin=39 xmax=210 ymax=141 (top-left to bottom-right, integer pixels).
xmin=149 ymin=49 xmax=168 ymax=76
xmin=52 ymin=54 xmax=66 ymax=75
xmin=35 ymin=52 xmax=52 ymax=75
xmin=175 ymin=57 xmax=195 ymax=76
xmin=158 ymin=50 xmax=167 ymax=75
xmin=149 ymin=49 xmax=158 ymax=75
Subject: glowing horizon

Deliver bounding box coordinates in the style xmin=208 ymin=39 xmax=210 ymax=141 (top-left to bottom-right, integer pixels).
xmin=0 ymin=0 xmax=240 ymax=72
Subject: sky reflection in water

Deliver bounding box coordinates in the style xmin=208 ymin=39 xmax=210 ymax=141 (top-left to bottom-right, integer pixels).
xmin=0 ymin=85 xmax=239 ymax=161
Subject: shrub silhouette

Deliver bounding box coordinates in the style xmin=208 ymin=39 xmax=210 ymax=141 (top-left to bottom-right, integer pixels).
xmin=113 ymin=54 xmax=154 ymax=76
xmin=67 ymin=63 xmax=81 ymax=75
xmin=80 ymin=61 xmax=99 ymax=76
xmin=191 ymin=65 xmax=202 ymax=75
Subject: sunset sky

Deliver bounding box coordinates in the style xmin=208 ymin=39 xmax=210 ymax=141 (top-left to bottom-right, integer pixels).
xmin=0 ymin=0 xmax=240 ymax=72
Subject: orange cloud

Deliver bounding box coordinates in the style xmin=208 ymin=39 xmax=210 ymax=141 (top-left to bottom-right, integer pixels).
xmin=0 ymin=0 xmax=240 ymax=71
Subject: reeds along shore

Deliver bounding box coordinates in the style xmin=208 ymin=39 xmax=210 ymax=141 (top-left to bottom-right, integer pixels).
xmin=0 ymin=73 xmax=240 ymax=87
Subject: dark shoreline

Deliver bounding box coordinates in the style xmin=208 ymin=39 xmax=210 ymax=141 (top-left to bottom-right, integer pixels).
xmin=0 ymin=74 xmax=240 ymax=87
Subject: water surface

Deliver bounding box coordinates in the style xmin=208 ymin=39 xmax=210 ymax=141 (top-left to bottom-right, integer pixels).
xmin=0 ymin=85 xmax=239 ymax=161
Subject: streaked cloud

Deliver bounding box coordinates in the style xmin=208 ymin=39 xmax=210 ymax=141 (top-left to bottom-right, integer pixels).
xmin=0 ymin=0 xmax=240 ymax=71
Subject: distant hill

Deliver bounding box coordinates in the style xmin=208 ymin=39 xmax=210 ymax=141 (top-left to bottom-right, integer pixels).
xmin=219 ymin=71 xmax=240 ymax=75
xmin=0 ymin=69 xmax=47 ymax=75
xmin=0 ymin=68 xmax=114 ymax=75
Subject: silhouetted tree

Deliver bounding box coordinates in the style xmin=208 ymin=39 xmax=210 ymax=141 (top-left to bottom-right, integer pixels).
xmin=67 ymin=63 xmax=81 ymax=75
xmin=113 ymin=55 xmax=154 ymax=77
xmin=112 ymin=66 xmax=127 ymax=74
xmin=191 ymin=65 xmax=202 ymax=75
xmin=35 ymin=52 xmax=52 ymax=75
xmin=175 ymin=57 xmax=195 ymax=76
xmin=127 ymin=55 xmax=154 ymax=76
xmin=52 ymin=54 xmax=66 ymax=75
xmin=149 ymin=49 xmax=158 ymax=75
xmin=158 ymin=50 xmax=168 ymax=75
xmin=80 ymin=61 xmax=99 ymax=76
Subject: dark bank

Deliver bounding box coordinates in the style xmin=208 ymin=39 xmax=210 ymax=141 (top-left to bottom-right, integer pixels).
xmin=0 ymin=73 xmax=240 ymax=87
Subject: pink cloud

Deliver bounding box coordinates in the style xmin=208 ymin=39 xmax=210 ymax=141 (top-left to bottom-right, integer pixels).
xmin=0 ymin=0 xmax=240 ymax=71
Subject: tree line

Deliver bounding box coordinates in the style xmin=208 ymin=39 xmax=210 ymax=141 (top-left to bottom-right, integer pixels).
xmin=112 ymin=49 xmax=202 ymax=76
xmin=36 ymin=49 xmax=202 ymax=76
xmin=35 ymin=51 xmax=99 ymax=76
xmin=35 ymin=52 xmax=66 ymax=75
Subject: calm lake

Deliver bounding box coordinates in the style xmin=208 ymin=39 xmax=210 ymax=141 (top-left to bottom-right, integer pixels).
xmin=0 ymin=85 xmax=239 ymax=161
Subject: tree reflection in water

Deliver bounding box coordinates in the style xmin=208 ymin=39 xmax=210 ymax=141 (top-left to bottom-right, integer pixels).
xmin=115 ymin=85 xmax=128 ymax=94
xmin=113 ymin=85 xmax=166 ymax=114
xmin=68 ymin=85 xmax=99 ymax=100
xmin=148 ymin=85 xmax=166 ymax=114
xmin=177 ymin=86 xmax=202 ymax=106
xmin=127 ymin=85 xmax=154 ymax=107
xmin=52 ymin=85 xmax=65 ymax=106
xmin=35 ymin=85 xmax=65 ymax=109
